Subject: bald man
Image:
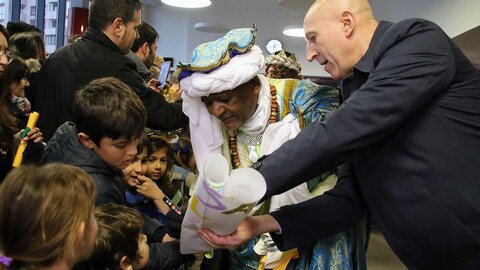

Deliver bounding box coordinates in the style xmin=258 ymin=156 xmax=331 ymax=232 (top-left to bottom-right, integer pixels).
xmin=198 ymin=0 xmax=480 ymax=269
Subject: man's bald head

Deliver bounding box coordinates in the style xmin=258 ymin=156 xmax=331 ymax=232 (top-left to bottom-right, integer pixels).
xmin=306 ymin=0 xmax=375 ymax=22
xmin=303 ymin=0 xmax=378 ymax=79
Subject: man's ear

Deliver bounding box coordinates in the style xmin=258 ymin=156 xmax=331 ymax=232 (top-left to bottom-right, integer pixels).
xmin=119 ymin=256 xmax=133 ymax=270
xmin=341 ymin=11 xmax=355 ymax=37
xmin=78 ymin=132 xmax=95 ymax=149
xmin=141 ymin=42 xmax=150 ymax=55
xmin=253 ymin=83 xmax=261 ymax=95
xmin=112 ymin=17 xmax=124 ymax=37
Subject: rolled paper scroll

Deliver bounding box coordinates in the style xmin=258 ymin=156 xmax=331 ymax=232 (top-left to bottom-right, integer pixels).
xmin=180 ymin=153 xmax=266 ymax=254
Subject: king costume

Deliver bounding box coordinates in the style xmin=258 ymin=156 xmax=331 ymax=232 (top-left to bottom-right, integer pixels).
xmin=177 ymin=28 xmax=367 ymax=270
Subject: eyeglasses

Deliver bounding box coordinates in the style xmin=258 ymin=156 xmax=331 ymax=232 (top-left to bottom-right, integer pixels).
xmin=0 ymin=49 xmax=13 ymax=60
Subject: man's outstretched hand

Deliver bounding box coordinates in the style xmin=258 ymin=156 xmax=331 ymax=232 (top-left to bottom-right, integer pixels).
xmin=197 ymin=215 xmax=280 ymax=250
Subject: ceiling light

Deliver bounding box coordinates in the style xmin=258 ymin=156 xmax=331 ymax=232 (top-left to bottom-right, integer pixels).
xmin=161 ymin=0 xmax=211 ymax=8
xmin=283 ymin=27 xmax=304 ymax=37
xmin=194 ymin=22 xmax=230 ymax=33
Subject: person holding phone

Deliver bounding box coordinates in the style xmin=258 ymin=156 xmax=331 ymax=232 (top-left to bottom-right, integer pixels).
xmin=157 ymin=61 xmax=171 ymax=89
xmin=35 ymin=0 xmax=188 ymax=142
xmin=127 ymin=22 xmax=159 ymax=82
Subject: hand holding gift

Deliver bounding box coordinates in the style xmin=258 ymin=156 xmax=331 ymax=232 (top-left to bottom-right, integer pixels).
xmin=180 ymin=154 xmax=266 ymax=254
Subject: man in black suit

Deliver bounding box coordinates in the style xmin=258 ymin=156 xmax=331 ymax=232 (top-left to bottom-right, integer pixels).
xmin=198 ymin=0 xmax=480 ymax=269
xmin=35 ymin=0 xmax=187 ymax=141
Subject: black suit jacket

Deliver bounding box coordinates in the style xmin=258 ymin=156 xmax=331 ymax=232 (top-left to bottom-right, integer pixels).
xmin=259 ymin=19 xmax=480 ymax=269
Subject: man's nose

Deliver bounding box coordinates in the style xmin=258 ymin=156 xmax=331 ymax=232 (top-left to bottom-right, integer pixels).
xmin=0 ymin=53 xmax=9 ymax=65
xmin=208 ymin=101 xmax=226 ymax=118
xmin=306 ymin=44 xmax=318 ymax=62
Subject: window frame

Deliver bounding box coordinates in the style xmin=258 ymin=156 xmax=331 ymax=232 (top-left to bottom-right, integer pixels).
xmin=9 ymin=0 xmax=65 ymax=50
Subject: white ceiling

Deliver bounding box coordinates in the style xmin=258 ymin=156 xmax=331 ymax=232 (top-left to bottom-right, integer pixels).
xmin=141 ymin=0 xmax=480 ymax=76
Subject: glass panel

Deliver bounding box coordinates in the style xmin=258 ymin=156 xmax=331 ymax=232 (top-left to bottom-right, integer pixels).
xmin=64 ymin=0 xmax=91 ymax=44
xmin=64 ymin=0 xmax=70 ymax=44
xmin=20 ymin=0 xmax=37 ymax=26
xmin=44 ymin=0 xmax=58 ymax=54
xmin=0 ymin=0 xmax=12 ymax=26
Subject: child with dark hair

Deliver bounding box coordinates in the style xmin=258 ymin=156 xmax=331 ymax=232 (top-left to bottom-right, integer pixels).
xmin=8 ymin=31 xmax=46 ymax=111
xmin=2 ymin=57 xmax=31 ymax=129
xmin=74 ymin=203 xmax=149 ymax=270
xmin=43 ymin=77 xmax=145 ymax=204
xmin=123 ymin=134 xmax=182 ymax=239
xmin=42 ymin=77 xmax=193 ymax=270
xmin=145 ymin=134 xmax=178 ymax=198
xmin=0 ymin=24 xmax=44 ymax=182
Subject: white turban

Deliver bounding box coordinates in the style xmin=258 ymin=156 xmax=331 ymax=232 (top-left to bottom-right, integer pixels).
xmin=180 ymin=45 xmax=265 ymax=174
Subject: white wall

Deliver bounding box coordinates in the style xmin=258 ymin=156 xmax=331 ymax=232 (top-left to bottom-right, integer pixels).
xmin=143 ymin=5 xmax=189 ymax=67
xmin=143 ymin=0 xmax=480 ymax=77
xmin=369 ymin=0 xmax=480 ymax=37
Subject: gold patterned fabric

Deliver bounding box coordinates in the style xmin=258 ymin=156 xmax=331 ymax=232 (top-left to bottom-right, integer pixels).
xmin=266 ymin=78 xmax=299 ymax=120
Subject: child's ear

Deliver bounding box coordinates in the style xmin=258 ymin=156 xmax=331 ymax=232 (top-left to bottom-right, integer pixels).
xmin=77 ymin=221 xmax=86 ymax=239
xmin=75 ymin=221 xmax=87 ymax=249
xmin=78 ymin=132 xmax=95 ymax=149
xmin=119 ymin=256 xmax=133 ymax=270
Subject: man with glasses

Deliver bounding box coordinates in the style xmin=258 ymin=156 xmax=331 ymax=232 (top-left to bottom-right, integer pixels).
xmin=0 ymin=26 xmax=12 ymax=75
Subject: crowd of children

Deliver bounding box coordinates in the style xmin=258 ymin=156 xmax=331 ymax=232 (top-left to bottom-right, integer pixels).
xmin=0 ymin=36 xmax=199 ymax=269
xmin=0 ymin=3 xmax=339 ymax=270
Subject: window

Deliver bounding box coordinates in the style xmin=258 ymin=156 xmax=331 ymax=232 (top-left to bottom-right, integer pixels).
xmin=45 ymin=34 xmax=56 ymax=45
xmin=20 ymin=0 xmax=36 ymax=25
xmin=46 ymin=1 xmax=57 ymax=12
xmin=64 ymin=0 xmax=70 ymax=44
xmin=3 ymin=0 xmax=90 ymax=54
xmin=44 ymin=0 xmax=59 ymax=54
xmin=46 ymin=18 xmax=56 ymax=28
xmin=0 ymin=5 xmax=4 ymax=23
xmin=0 ymin=1 xmax=10 ymax=25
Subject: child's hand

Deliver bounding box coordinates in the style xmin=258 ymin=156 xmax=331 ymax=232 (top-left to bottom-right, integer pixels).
xmin=136 ymin=175 xmax=166 ymax=201
xmin=21 ymin=127 xmax=44 ymax=143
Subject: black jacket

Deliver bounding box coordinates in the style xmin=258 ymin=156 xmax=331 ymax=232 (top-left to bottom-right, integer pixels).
xmin=260 ymin=19 xmax=480 ymax=269
xmin=42 ymin=122 xmax=126 ymax=205
xmin=42 ymin=122 xmax=192 ymax=269
xmin=35 ymin=28 xmax=188 ymax=141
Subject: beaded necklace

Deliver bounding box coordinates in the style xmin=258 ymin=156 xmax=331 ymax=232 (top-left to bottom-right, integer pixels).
xmin=229 ymin=84 xmax=278 ymax=169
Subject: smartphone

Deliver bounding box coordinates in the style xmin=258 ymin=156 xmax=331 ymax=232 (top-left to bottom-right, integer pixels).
xmin=157 ymin=61 xmax=172 ymax=88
